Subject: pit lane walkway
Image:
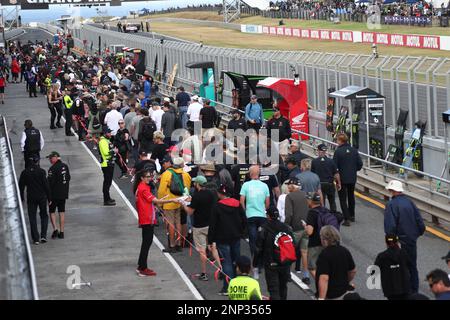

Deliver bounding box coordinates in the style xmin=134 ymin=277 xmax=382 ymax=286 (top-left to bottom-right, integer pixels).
xmin=4 ymin=82 xmax=198 ymax=300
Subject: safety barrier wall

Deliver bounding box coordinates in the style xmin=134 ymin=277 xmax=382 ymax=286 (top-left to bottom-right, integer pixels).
xmin=243 ymin=24 xmax=450 ymax=51
xmin=39 ymin=23 xmax=450 ymax=177
xmin=0 ymin=116 xmax=39 ymax=300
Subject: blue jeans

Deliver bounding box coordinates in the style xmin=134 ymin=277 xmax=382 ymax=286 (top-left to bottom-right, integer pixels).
xmin=179 ymin=106 xmax=188 ymax=129
xmin=217 ymin=240 xmax=241 ymax=291
xmin=401 ymin=240 xmax=418 ymax=293
xmin=247 ymin=216 xmax=267 ymax=258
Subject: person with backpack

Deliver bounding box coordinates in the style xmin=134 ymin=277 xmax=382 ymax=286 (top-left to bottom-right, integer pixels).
xmin=157 ymin=157 xmax=191 ymax=253
xmin=87 ymin=104 xmax=102 ymax=147
xmin=305 ymin=192 xmax=343 ymax=279
xmin=138 ymin=109 xmax=156 ymax=154
xmin=315 ymin=225 xmax=356 ymax=300
xmin=374 ymin=234 xmax=412 ymax=300
xmin=254 ymin=207 xmax=296 ymax=300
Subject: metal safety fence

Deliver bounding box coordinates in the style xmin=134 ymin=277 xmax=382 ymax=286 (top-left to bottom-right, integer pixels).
xmin=60 ymin=24 xmax=450 ymax=140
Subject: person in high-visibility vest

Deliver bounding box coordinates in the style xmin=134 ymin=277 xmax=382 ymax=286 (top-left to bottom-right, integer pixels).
xmin=63 ymin=88 xmax=74 ymax=137
xmin=99 ymin=126 xmax=117 ymax=206
xmin=43 ymin=75 xmax=51 ymax=95
xmin=227 ymin=255 xmax=262 ymax=300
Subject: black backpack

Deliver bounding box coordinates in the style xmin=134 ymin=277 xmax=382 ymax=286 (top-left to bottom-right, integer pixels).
xmin=174 ymin=112 xmax=182 ymax=130
xmin=141 ymin=121 xmax=156 ymax=141
xmin=91 ymin=112 xmax=101 ymax=130
xmin=167 ymin=169 xmax=184 ymax=196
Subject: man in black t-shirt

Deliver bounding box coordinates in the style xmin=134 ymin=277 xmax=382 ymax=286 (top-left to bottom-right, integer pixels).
xmin=199 ymin=99 xmax=217 ymax=129
xmin=181 ymin=175 xmax=216 ymax=281
xmin=175 ymin=86 xmax=191 ymax=128
xmin=259 ymin=167 xmax=280 ymax=208
xmin=305 ymin=192 xmax=324 ymax=279
xmin=315 ymin=225 xmax=356 ymax=300
xmin=231 ymin=163 xmax=251 ymax=200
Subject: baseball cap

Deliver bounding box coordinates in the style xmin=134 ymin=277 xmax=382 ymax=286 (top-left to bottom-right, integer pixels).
xmin=163 ymin=97 xmax=171 ymax=102
xmin=317 ymin=143 xmax=328 ymax=151
xmin=102 ymin=126 xmax=112 ymax=134
xmin=192 ymin=95 xmax=199 ymax=101
xmin=200 ymin=163 xmax=216 ymax=172
xmin=46 ymin=151 xmax=60 ymax=158
xmin=267 ymin=206 xmax=280 ymax=219
xmin=231 ymin=109 xmax=240 ymax=114
xmin=250 ymin=94 xmax=257 ymax=99
xmin=161 ymin=155 xmax=172 ymax=164
xmin=441 ymin=250 xmax=450 ymax=261
xmin=306 ymin=192 xmax=321 ymax=202
xmin=192 ymin=175 xmax=207 ymax=186
xmin=385 ymin=234 xmax=399 ymax=244
xmin=172 ymin=157 xmax=184 ymax=168
xmin=287 ymin=177 xmax=301 ymax=187
xmin=385 ymin=180 xmax=404 ymax=193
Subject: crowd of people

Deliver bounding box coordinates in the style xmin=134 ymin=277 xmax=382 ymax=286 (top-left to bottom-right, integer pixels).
xmin=266 ymin=0 xmax=448 ymax=19
xmin=11 ymin=32 xmax=450 ymax=301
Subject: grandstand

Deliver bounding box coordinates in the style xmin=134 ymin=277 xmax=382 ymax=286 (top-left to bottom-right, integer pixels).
xmin=242 ymin=0 xmax=271 ymax=11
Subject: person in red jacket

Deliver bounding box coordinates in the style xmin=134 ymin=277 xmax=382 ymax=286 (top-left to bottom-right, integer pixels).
xmin=11 ymin=58 xmax=20 ymax=83
xmin=0 ymin=70 xmax=6 ymax=104
xmin=133 ymin=169 xmax=172 ymax=277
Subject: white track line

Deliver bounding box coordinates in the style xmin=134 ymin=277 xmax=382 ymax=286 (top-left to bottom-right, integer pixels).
xmin=64 ymin=117 xmax=203 ymax=300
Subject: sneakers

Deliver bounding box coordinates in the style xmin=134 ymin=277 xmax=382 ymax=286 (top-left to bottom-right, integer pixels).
xmin=56 ymin=123 xmax=63 ymax=128
xmin=342 ymin=220 xmax=351 ymax=227
xmin=302 ymin=277 xmax=311 ymax=285
xmin=119 ymin=174 xmax=128 ymax=180
xmin=40 ymin=237 xmax=47 ymax=243
xmin=66 ymin=132 xmax=75 ymax=136
xmin=198 ymin=273 xmax=208 ymax=281
xmin=51 ymin=230 xmax=59 ymax=239
xmin=218 ymin=289 xmax=228 ymax=296
xmin=349 ymin=217 xmax=355 ymax=222
xmin=58 ymin=232 xmax=64 ymax=239
xmin=33 ymin=241 xmax=40 ymax=245
xmin=137 ymin=268 xmax=157 ymax=277
xmin=162 ymin=246 xmax=177 ymax=253
xmin=50 ymin=125 xmax=57 ymax=129
xmin=104 ymin=199 xmax=116 ymax=206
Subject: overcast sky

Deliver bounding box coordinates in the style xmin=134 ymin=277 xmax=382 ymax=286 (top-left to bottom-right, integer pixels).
xmin=17 ymin=0 xmax=220 ymax=22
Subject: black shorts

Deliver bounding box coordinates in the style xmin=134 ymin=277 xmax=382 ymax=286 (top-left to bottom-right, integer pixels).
xmin=49 ymin=199 xmax=66 ymax=213
xmin=180 ymin=207 xmax=187 ymax=225
xmin=0 ymin=87 xmax=4 ymax=93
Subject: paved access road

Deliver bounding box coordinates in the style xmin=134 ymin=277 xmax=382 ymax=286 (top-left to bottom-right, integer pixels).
xmin=4 ymin=28 xmax=449 ymax=300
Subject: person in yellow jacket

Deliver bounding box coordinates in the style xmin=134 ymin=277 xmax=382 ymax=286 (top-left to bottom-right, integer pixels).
xmin=44 ymin=75 xmax=51 ymax=95
xmin=99 ymin=127 xmax=117 ymax=206
xmin=228 ymin=255 xmax=262 ymax=300
xmin=63 ymin=88 xmax=75 ymax=136
xmin=157 ymin=156 xmax=191 ymax=253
